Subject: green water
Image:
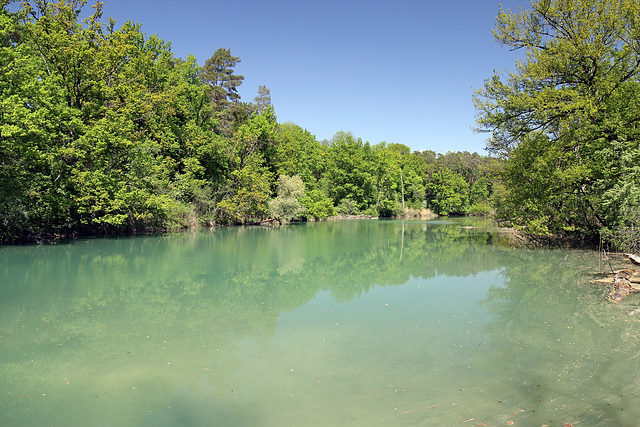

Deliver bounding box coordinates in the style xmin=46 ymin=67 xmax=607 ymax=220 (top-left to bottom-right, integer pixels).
xmin=1 ymin=218 xmax=639 ymax=426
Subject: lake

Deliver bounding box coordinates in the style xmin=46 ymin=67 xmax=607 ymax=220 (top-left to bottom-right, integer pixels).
xmin=1 ymin=218 xmax=639 ymax=426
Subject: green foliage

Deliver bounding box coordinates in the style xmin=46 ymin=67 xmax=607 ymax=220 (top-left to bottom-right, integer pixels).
xmin=201 ymin=47 xmax=245 ymax=133
xmin=216 ymin=159 xmax=272 ymax=225
xmin=269 ymin=174 xmax=306 ymax=222
xmin=468 ymin=177 xmax=492 ymax=215
xmin=202 ymin=47 xmax=244 ymax=107
xmin=600 ymin=168 xmax=640 ymax=252
xmin=300 ymin=189 xmax=335 ymax=220
xmin=322 ymin=131 xmax=376 ymax=211
xmin=494 ymin=132 xmax=596 ymax=235
xmin=376 ymin=198 xmax=403 ymax=217
xmin=251 ymin=85 xmax=271 ymax=115
xmin=0 ymin=0 xmax=228 ymax=241
xmin=371 ymin=142 xmax=426 ymax=215
xmin=474 ymin=0 xmax=640 ymax=242
xmin=419 ymin=150 xmax=503 ymax=217
xmin=272 ymin=122 xmax=325 ymax=188
xmin=425 ymin=168 xmax=469 ymax=216
xmin=372 ymin=143 xmax=401 ymax=214
xmin=0 ymin=0 xmax=504 ymax=243
xmin=335 ymin=198 xmax=359 ymax=215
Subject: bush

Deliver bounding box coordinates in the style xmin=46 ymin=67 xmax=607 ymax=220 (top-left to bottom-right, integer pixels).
xmin=376 ymin=199 xmax=402 ymax=217
xmin=269 ymin=175 xmax=306 ymax=222
xmin=335 ymin=198 xmax=358 ymax=215
xmin=301 ymin=189 xmax=335 ymax=220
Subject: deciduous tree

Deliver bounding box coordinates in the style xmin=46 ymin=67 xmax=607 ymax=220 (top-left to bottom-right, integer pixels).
xmin=425 ymin=168 xmax=469 ymax=216
xmin=322 ymin=131 xmax=375 ymax=212
xmin=474 ymin=0 xmax=640 ymax=240
xmin=269 ymin=174 xmax=306 ymax=222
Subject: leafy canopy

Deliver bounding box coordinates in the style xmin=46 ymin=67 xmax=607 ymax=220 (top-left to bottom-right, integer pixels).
xmin=474 ymin=0 xmax=640 ymax=241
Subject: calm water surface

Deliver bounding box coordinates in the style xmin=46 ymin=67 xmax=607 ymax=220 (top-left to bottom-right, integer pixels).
xmin=1 ymin=218 xmax=639 ymax=426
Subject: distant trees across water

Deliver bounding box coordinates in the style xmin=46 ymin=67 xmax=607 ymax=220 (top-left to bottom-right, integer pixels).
xmin=3 ymin=0 xmax=639 ymax=255
xmin=0 ymin=1 xmax=500 ymax=243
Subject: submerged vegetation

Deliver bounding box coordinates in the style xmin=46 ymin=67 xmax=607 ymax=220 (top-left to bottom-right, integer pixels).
xmin=1 ymin=0 xmax=639 ymax=253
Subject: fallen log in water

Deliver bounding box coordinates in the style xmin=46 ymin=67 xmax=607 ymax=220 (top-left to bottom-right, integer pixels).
xmin=625 ymin=253 xmax=640 ymax=265
xmin=606 ymin=269 xmax=638 ymax=303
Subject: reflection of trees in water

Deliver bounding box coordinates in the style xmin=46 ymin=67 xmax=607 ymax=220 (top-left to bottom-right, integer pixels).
xmin=0 ymin=220 xmax=524 ymax=346
xmin=479 ymin=249 xmax=640 ymax=425
xmin=2 ymin=219 xmax=518 ymax=320
xmin=0 ymin=219 xmax=522 ymax=425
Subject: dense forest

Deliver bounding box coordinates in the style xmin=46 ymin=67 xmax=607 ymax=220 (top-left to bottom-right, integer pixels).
xmin=1 ymin=0 xmax=639 ymax=254
xmin=0 ymin=0 xmax=501 ymax=244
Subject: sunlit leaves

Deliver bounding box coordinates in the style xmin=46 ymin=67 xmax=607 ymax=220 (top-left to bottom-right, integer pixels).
xmin=322 ymin=131 xmax=376 ymax=212
xmin=425 ymin=168 xmax=469 ymax=216
xmin=216 ymin=159 xmax=272 ymax=224
xmin=474 ymin=0 xmax=640 ymax=240
xmin=0 ymin=1 xmax=230 ymax=240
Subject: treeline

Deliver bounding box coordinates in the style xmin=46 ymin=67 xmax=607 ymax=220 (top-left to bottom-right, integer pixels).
xmin=0 ymin=0 xmax=501 ymax=243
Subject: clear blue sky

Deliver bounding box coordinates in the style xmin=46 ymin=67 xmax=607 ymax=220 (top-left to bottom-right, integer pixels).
xmin=98 ymin=0 xmax=530 ymax=154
